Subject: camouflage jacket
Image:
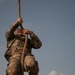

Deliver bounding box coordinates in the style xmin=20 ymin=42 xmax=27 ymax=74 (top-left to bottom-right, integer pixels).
xmin=4 ymin=21 xmax=42 ymax=61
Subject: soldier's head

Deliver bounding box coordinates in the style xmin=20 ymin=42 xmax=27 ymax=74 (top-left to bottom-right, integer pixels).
xmin=15 ymin=28 xmax=24 ymax=35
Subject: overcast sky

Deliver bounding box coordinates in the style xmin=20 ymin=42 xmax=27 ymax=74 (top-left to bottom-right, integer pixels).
xmin=0 ymin=0 xmax=75 ymax=75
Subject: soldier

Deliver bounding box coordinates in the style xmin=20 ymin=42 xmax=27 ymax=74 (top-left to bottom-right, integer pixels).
xmin=4 ymin=18 xmax=42 ymax=75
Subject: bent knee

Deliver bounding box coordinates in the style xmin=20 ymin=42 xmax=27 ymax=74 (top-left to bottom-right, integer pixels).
xmin=6 ymin=63 xmax=21 ymax=75
xmin=6 ymin=67 xmax=17 ymax=75
xmin=24 ymin=55 xmax=35 ymax=67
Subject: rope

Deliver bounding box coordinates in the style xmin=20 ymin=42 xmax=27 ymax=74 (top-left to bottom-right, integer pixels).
xmin=18 ymin=0 xmax=28 ymax=75
xmin=21 ymin=34 xmax=28 ymax=75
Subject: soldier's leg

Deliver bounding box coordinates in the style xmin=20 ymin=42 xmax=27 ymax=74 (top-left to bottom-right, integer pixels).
xmin=24 ymin=54 xmax=39 ymax=75
xmin=6 ymin=54 xmax=22 ymax=75
xmin=28 ymin=61 xmax=39 ymax=75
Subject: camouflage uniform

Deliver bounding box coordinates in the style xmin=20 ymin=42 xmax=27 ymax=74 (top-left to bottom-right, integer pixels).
xmin=4 ymin=21 xmax=42 ymax=75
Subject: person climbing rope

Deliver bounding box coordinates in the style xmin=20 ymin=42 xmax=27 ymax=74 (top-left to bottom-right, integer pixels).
xmin=4 ymin=17 xmax=42 ymax=75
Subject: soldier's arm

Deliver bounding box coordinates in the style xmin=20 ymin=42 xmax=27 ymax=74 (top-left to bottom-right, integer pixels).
xmin=6 ymin=18 xmax=23 ymax=41
xmin=29 ymin=32 xmax=42 ymax=49
xmin=5 ymin=21 xmax=21 ymax=40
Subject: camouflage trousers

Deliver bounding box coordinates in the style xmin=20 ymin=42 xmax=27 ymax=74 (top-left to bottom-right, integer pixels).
xmin=6 ymin=53 xmax=39 ymax=75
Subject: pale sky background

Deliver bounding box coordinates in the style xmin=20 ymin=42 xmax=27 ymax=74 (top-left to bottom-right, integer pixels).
xmin=0 ymin=0 xmax=75 ymax=75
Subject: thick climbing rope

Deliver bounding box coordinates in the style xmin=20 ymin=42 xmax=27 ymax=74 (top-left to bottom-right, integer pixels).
xmin=18 ymin=0 xmax=28 ymax=75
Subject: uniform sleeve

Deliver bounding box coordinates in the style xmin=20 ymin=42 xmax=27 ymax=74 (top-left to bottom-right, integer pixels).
xmin=29 ymin=32 xmax=42 ymax=49
xmin=5 ymin=21 xmax=21 ymax=41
